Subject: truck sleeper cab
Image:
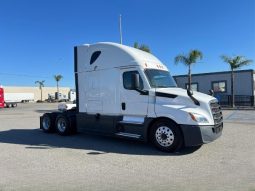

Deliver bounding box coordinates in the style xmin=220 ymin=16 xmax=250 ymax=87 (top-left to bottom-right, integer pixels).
xmin=40 ymin=42 xmax=223 ymax=152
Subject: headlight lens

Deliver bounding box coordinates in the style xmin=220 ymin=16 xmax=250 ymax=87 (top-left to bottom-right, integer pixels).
xmin=189 ymin=113 xmax=209 ymax=123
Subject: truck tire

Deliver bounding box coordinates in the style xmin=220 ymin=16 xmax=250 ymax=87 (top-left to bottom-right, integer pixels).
xmin=41 ymin=113 xmax=55 ymax=133
xmin=11 ymin=103 xmax=17 ymax=107
xmin=55 ymin=114 xmax=72 ymax=136
xmin=150 ymin=119 xmax=183 ymax=152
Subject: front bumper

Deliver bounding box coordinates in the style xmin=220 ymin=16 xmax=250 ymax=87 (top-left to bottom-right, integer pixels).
xmin=180 ymin=123 xmax=223 ymax=146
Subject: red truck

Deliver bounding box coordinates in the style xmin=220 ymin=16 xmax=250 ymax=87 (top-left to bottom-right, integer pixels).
xmin=0 ymin=87 xmax=20 ymax=108
xmin=0 ymin=87 xmax=4 ymax=108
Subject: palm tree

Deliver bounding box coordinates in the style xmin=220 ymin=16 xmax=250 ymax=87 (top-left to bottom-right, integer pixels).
xmin=174 ymin=50 xmax=203 ymax=91
xmin=133 ymin=42 xmax=151 ymax=53
xmin=54 ymin=74 xmax=63 ymax=100
xmin=221 ymin=55 xmax=253 ymax=107
xmin=35 ymin=80 xmax=45 ymax=101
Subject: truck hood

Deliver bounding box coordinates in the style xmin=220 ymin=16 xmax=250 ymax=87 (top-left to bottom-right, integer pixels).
xmin=155 ymin=87 xmax=216 ymax=104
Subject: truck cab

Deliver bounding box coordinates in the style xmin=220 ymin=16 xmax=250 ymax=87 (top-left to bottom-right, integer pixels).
xmin=0 ymin=87 xmax=4 ymax=108
xmin=40 ymin=42 xmax=223 ymax=152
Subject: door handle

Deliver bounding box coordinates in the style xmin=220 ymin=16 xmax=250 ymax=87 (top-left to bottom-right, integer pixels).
xmin=121 ymin=102 xmax=126 ymax=110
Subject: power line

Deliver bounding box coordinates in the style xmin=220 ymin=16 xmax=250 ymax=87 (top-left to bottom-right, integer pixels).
xmin=0 ymin=72 xmax=52 ymax=79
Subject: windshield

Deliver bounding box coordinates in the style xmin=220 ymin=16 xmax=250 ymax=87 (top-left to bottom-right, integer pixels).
xmin=145 ymin=69 xmax=177 ymax=88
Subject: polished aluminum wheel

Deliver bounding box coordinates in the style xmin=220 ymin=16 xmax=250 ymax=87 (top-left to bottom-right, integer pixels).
xmin=57 ymin=118 xmax=67 ymax=133
xmin=155 ymin=126 xmax=174 ymax=147
xmin=42 ymin=116 xmax=50 ymax=130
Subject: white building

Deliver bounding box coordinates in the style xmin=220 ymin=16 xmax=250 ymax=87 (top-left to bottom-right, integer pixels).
xmin=2 ymin=86 xmax=71 ymax=101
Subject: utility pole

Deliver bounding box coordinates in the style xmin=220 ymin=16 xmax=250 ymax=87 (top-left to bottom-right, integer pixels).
xmin=119 ymin=14 xmax=123 ymax=44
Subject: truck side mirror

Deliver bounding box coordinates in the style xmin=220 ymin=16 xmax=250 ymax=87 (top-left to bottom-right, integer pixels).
xmin=209 ymin=89 xmax=214 ymax=96
xmin=131 ymin=73 xmax=140 ymax=90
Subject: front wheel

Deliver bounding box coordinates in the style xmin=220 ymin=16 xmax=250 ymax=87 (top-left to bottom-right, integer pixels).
xmin=150 ymin=119 xmax=183 ymax=152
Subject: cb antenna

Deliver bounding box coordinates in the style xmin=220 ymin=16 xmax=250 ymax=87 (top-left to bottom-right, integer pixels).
xmin=119 ymin=14 xmax=123 ymax=44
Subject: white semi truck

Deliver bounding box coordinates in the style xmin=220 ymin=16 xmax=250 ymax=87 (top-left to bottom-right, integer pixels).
xmin=40 ymin=42 xmax=223 ymax=152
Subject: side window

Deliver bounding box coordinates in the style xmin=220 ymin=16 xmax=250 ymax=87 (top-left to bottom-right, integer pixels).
xmin=90 ymin=51 xmax=101 ymax=65
xmin=212 ymin=81 xmax=226 ymax=93
xmin=123 ymin=71 xmax=144 ymax=90
xmin=186 ymin=83 xmax=199 ymax=91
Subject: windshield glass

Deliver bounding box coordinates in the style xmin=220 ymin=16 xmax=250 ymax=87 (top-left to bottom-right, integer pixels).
xmin=145 ymin=69 xmax=177 ymax=88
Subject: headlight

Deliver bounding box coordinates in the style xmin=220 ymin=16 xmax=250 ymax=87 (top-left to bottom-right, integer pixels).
xmin=189 ymin=113 xmax=209 ymax=123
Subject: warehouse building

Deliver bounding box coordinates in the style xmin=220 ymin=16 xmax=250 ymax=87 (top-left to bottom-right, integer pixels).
xmin=2 ymin=86 xmax=71 ymax=101
xmin=174 ymin=69 xmax=255 ymax=106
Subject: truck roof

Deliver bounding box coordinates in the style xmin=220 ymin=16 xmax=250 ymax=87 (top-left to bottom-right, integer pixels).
xmin=76 ymin=42 xmax=168 ymax=72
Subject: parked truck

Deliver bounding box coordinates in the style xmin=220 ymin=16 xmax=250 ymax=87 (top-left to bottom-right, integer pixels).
xmin=40 ymin=42 xmax=223 ymax=152
xmin=47 ymin=92 xmax=68 ymax=102
xmin=69 ymin=89 xmax=76 ymax=102
xmin=0 ymin=87 xmax=4 ymax=108
xmin=0 ymin=87 xmax=34 ymax=108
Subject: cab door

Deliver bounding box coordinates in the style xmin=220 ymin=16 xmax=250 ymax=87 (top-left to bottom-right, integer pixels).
xmin=120 ymin=70 xmax=148 ymax=118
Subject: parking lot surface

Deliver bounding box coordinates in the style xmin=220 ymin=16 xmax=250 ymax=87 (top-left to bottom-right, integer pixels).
xmin=0 ymin=103 xmax=255 ymax=191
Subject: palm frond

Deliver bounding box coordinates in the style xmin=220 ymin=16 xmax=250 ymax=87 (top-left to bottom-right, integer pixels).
xmin=221 ymin=55 xmax=253 ymax=70
xmin=234 ymin=56 xmax=243 ymax=63
xmin=189 ymin=50 xmax=203 ymax=63
xmin=139 ymin=44 xmax=151 ymax=53
xmin=54 ymin=75 xmax=63 ymax=82
xmin=221 ymin=55 xmax=231 ymax=63
xmin=35 ymin=80 xmax=45 ymax=88
xmin=236 ymin=59 xmax=253 ymax=68
xmin=174 ymin=55 xmax=190 ymax=66
xmin=133 ymin=42 xmax=151 ymax=53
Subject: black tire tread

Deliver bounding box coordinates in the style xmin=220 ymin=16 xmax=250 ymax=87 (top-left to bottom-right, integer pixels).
xmin=41 ymin=113 xmax=55 ymax=133
xmin=55 ymin=114 xmax=75 ymax=136
xmin=150 ymin=119 xmax=183 ymax=152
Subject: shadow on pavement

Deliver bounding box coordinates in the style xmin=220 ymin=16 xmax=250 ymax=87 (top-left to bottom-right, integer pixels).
xmin=0 ymin=129 xmax=201 ymax=156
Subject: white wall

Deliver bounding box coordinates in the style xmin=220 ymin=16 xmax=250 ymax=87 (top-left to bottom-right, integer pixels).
xmin=3 ymin=86 xmax=71 ymax=101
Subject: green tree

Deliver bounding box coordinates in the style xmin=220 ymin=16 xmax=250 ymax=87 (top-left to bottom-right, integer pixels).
xmin=54 ymin=74 xmax=63 ymax=100
xmin=221 ymin=55 xmax=253 ymax=107
xmin=133 ymin=42 xmax=151 ymax=53
xmin=174 ymin=50 xmax=203 ymax=91
xmin=35 ymin=80 xmax=45 ymax=101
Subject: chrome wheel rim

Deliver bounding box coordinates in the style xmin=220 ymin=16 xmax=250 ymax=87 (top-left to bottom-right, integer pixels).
xmin=57 ymin=118 xmax=67 ymax=132
xmin=155 ymin=126 xmax=174 ymax=147
xmin=42 ymin=116 xmax=50 ymax=130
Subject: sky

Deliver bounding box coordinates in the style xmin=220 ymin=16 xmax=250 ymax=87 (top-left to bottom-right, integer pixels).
xmin=0 ymin=0 xmax=255 ymax=88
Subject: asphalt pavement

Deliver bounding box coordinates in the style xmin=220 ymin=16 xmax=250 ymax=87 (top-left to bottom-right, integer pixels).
xmin=0 ymin=103 xmax=254 ymax=191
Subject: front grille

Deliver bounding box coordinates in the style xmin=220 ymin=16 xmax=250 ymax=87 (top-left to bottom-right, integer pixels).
xmin=210 ymin=100 xmax=223 ymax=126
